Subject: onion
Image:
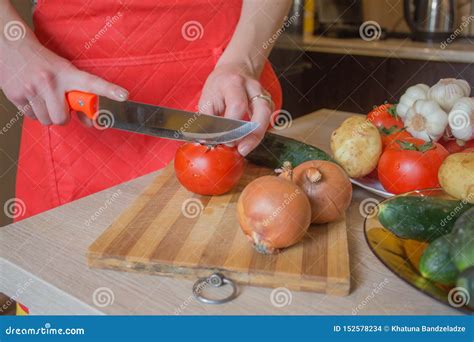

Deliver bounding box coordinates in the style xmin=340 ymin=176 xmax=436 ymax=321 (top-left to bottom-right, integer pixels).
xmin=291 ymin=161 xmax=352 ymax=224
xmin=237 ymin=175 xmax=311 ymax=254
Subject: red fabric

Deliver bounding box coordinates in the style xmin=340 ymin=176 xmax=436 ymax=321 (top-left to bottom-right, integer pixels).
xmin=15 ymin=0 xmax=282 ymax=221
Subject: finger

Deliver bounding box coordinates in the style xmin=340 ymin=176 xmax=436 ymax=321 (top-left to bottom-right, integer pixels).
xmin=69 ymin=70 xmax=128 ymax=102
xmin=40 ymin=86 xmax=70 ymax=125
xmin=15 ymin=100 xmax=36 ymax=120
xmin=198 ymin=95 xmax=221 ymax=116
xmin=28 ymin=95 xmax=52 ymax=125
xmin=222 ymin=82 xmax=249 ymax=120
xmin=77 ymin=112 xmax=93 ymax=127
xmin=237 ymin=108 xmax=269 ymax=156
xmin=237 ymin=83 xmax=272 ymax=156
xmin=4 ymin=88 xmax=36 ymax=120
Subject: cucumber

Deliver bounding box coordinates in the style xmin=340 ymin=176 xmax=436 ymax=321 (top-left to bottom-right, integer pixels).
xmin=456 ymin=266 xmax=474 ymax=309
xmin=377 ymin=196 xmax=474 ymax=242
xmin=451 ymin=207 xmax=474 ymax=272
xmin=419 ymin=235 xmax=459 ymax=286
xmin=246 ymin=132 xmax=335 ymax=169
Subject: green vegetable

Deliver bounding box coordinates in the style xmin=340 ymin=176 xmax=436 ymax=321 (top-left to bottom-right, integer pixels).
xmin=451 ymin=207 xmax=474 ymax=272
xmin=246 ymin=132 xmax=334 ymax=169
xmin=419 ymin=235 xmax=458 ymax=286
xmin=395 ymin=139 xmax=435 ymax=152
xmin=378 ymin=196 xmax=473 ymax=241
xmin=456 ymin=266 xmax=474 ymax=310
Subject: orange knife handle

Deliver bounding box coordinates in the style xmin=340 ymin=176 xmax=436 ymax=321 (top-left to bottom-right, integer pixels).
xmin=66 ymin=91 xmax=98 ymax=119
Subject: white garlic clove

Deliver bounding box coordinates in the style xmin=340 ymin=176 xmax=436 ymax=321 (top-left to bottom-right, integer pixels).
xmin=405 ymin=100 xmax=448 ymax=142
xmin=396 ymin=84 xmax=429 ymax=120
xmin=396 ymin=102 xmax=410 ymax=119
xmin=406 ymin=83 xmax=430 ymax=98
xmin=448 ymin=97 xmax=474 ymax=141
xmin=428 ymin=78 xmax=471 ymax=112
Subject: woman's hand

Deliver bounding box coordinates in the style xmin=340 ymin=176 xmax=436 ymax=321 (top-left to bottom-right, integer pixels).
xmin=0 ymin=21 xmax=128 ymax=126
xmin=198 ymin=0 xmax=291 ymax=156
xmin=198 ymin=63 xmax=273 ymax=156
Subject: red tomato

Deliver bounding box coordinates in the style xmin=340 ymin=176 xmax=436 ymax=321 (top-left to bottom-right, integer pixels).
xmin=379 ymin=125 xmax=412 ymax=150
xmin=439 ymin=138 xmax=474 ymax=154
xmin=367 ymin=104 xmax=404 ymax=129
xmin=378 ymin=137 xmax=449 ymax=194
xmin=366 ymin=168 xmax=379 ymax=180
xmin=174 ymin=143 xmax=245 ymax=195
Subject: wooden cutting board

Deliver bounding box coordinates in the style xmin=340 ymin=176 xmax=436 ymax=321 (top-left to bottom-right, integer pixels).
xmin=87 ymin=163 xmax=350 ymax=295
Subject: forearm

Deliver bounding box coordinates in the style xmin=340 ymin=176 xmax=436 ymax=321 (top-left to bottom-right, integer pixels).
xmin=0 ymin=0 xmax=36 ymax=49
xmin=216 ymin=0 xmax=292 ymax=76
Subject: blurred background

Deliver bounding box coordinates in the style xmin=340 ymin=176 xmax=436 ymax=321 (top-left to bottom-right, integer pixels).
xmin=1 ymin=0 xmax=32 ymax=226
xmin=1 ymin=0 xmax=473 ymax=226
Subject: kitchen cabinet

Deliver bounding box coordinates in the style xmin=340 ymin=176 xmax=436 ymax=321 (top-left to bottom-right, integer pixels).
xmin=270 ymin=39 xmax=474 ymax=116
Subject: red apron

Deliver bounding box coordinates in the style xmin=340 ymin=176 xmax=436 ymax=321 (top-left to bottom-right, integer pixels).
xmin=15 ymin=0 xmax=282 ymax=221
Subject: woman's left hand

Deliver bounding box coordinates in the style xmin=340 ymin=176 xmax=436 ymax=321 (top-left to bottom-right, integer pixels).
xmin=198 ymin=63 xmax=273 ymax=156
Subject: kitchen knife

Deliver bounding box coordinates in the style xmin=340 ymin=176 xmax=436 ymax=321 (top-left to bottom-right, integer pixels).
xmin=66 ymin=91 xmax=259 ymax=145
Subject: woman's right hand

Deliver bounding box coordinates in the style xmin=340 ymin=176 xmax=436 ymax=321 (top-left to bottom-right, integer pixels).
xmin=0 ymin=24 xmax=128 ymax=126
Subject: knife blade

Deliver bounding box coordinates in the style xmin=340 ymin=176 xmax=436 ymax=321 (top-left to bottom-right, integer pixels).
xmin=66 ymin=91 xmax=259 ymax=145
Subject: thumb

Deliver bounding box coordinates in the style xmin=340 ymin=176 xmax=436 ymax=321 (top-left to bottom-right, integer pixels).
xmin=69 ymin=70 xmax=129 ymax=102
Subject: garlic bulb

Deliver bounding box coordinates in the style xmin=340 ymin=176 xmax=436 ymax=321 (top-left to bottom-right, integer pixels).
xmin=396 ymin=83 xmax=430 ymax=120
xmin=428 ymin=78 xmax=471 ymax=112
xmin=405 ymin=100 xmax=448 ymax=141
xmin=448 ymin=97 xmax=474 ymax=141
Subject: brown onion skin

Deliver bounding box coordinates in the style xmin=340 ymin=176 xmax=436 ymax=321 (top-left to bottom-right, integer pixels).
xmin=292 ymin=161 xmax=352 ymax=224
xmin=237 ymin=175 xmax=311 ymax=254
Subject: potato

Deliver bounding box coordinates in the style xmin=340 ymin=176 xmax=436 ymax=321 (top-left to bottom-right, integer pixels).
xmin=438 ymin=151 xmax=474 ymax=204
xmin=330 ymin=116 xmax=382 ymax=178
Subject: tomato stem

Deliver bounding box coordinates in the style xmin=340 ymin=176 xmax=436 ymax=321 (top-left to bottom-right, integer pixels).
xmin=387 ymin=105 xmax=398 ymax=119
xmin=379 ymin=125 xmax=405 ymax=136
xmin=396 ymin=139 xmax=434 ymax=153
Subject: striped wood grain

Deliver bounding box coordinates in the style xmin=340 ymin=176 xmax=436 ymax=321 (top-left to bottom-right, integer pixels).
xmin=88 ymin=163 xmax=350 ymax=295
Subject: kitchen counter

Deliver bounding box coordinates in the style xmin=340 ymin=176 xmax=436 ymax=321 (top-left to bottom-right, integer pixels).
xmin=276 ymin=34 xmax=474 ymax=64
xmin=0 ymin=109 xmax=459 ymax=315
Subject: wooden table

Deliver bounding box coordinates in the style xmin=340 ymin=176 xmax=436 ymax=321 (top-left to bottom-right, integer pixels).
xmin=0 ymin=109 xmax=458 ymax=315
